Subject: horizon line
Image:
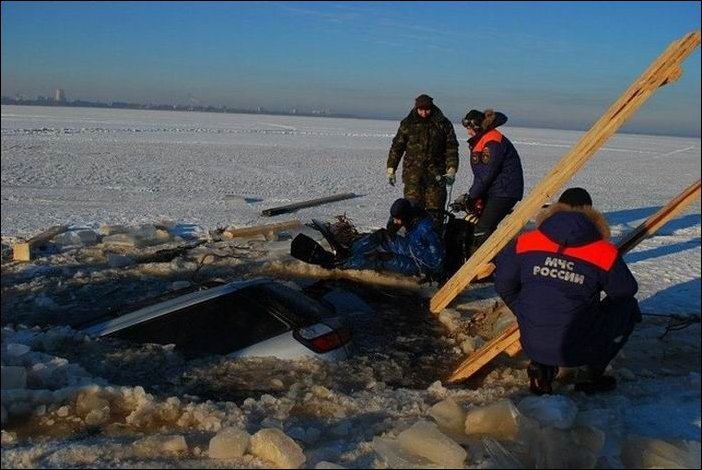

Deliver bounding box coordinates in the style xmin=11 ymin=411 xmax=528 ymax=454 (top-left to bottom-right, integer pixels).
xmin=1 ymin=100 xmax=700 ymax=140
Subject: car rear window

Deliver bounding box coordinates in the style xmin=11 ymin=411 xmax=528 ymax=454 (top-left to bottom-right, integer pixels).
xmin=249 ymin=283 xmax=333 ymax=324
xmin=109 ymin=290 xmax=290 ymax=355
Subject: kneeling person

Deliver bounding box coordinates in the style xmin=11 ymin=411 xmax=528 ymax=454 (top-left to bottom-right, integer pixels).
xmin=494 ymin=188 xmax=642 ymax=395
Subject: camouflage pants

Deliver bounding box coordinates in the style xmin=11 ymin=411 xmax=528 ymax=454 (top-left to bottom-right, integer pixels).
xmin=403 ymin=174 xmax=446 ymax=231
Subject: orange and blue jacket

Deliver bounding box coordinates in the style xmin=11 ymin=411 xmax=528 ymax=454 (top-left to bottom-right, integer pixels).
xmin=494 ymin=210 xmax=638 ymax=366
xmin=467 ymin=112 xmax=523 ymax=201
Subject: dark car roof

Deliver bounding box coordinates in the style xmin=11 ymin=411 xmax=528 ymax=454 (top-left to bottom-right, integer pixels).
xmin=83 ymin=278 xmax=335 ymax=338
xmin=84 ymin=278 xmax=269 ymax=337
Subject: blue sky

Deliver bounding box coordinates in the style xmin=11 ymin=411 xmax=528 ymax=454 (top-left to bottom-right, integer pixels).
xmin=1 ymin=1 xmax=700 ymax=136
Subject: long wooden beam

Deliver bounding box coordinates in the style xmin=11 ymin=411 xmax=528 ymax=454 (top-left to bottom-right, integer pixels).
xmin=12 ymin=225 xmax=70 ymax=262
xmin=468 ymin=181 xmax=700 ymax=282
xmin=618 ymin=179 xmax=701 ymax=254
xmin=225 ymin=220 xmax=302 ymax=238
xmin=430 ymin=31 xmax=701 ymax=315
xmin=448 ymin=179 xmax=701 ymax=383
xmin=261 ymin=193 xmax=358 ymax=217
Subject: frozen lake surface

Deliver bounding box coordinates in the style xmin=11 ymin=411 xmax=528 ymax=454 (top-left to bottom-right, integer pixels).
xmin=1 ymin=105 xmax=700 ymax=468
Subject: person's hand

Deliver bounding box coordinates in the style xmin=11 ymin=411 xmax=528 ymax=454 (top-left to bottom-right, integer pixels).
xmin=387 ymin=168 xmax=396 ymax=186
xmin=449 ymin=193 xmax=474 ymax=212
xmin=443 ymin=167 xmax=457 ymax=186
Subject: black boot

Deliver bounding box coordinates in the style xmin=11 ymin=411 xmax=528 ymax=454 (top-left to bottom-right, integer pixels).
xmin=574 ymin=366 xmax=617 ymax=394
xmin=290 ymin=234 xmax=337 ymax=269
xmin=527 ymin=361 xmax=558 ymax=395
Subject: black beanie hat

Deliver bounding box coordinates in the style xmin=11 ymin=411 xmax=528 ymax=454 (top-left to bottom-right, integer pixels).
xmin=415 ymin=94 xmax=433 ymax=109
xmin=390 ymin=198 xmax=413 ymax=221
xmin=558 ymin=187 xmax=593 ymax=207
xmin=462 ymin=109 xmax=485 ymax=129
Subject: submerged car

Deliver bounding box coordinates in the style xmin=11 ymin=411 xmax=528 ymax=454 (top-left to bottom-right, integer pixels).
xmin=83 ymin=278 xmax=352 ymax=360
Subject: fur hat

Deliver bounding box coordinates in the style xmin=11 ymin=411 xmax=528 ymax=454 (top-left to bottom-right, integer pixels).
xmin=558 ymin=187 xmax=593 ymax=208
xmin=415 ymin=94 xmax=434 ymax=109
xmin=462 ymin=109 xmax=484 ymax=129
xmin=462 ymin=108 xmax=501 ymax=130
xmin=481 ymin=109 xmax=497 ymax=130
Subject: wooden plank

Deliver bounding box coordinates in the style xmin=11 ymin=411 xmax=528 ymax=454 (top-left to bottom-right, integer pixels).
xmin=225 ymin=220 xmax=302 ymax=238
xmin=475 ymin=262 xmax=496 ymax=280
xmin=261 ymin=193 xmax=358 ymax=217
xmin=447 ymin=177 xmax=702 ymax=383
xmin=617 ymin=179 xmax=700 ymax=254
xmin=447 ymin=323 xmax=520 ymax=383
xmin=430 ymin=31 xmax=701 ymax=315
xmin=504 ymin=339 xmax=522 ymax=357
xmin=13 ymin=224 xmax=70 ymax=262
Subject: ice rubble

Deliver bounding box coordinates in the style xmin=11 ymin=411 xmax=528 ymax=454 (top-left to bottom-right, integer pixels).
xmin=208 ymin=426 xmax=251 ymax=459
xmin=1 ymin=218 xmax=700 ymax=468
xmin=249 ymin=427 xmax=306 ymax=468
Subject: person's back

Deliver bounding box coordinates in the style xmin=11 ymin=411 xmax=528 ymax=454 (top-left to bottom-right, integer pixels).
xmin=494 ymin=188 xmax=641 ymax=394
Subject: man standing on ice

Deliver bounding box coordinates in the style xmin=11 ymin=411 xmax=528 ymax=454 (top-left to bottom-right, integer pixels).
xmin=386 ymin=94 xmax=459 ymax=231
xmin=494 ymin=188 xmax=642 ymax=395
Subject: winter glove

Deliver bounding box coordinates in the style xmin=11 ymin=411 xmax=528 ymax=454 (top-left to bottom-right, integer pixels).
xmin=387 ymin=168 xmax=396 ymax=186
xmin=442 ymin=167 xmax=457 ymax=186
xmin=449 ymin=193 xmax=474 ymax=212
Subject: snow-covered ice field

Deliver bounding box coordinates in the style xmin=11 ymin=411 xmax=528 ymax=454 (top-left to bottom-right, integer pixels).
xmin=1 ymin=105 xmax=700 ymax=468
xmin=2 ymin=106 xmax=700 ymax=313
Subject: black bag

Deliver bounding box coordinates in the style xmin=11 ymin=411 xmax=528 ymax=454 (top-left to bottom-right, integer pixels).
xmin=291 ymin=234 xmax=337 ymax=269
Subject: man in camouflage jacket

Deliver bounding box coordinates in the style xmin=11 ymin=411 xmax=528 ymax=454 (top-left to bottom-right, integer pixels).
xmin=386 ymin=94 xmax=459 ymax=230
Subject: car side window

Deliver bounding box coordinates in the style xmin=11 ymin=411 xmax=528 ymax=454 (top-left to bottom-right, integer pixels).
xmin=110 ymin=291 xmax=290 ymax=355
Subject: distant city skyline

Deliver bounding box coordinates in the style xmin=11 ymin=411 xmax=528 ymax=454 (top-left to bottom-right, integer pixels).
xmin=1 ymin=1 xmax=700 ymax=136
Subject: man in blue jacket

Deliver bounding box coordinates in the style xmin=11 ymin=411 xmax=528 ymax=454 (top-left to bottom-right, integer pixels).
xmin=494 ymin=188 xmax=642 ymax=395
xmin=451 ymin=109 xmax=524 ymax=256
xmin=341 ymin=198 xmax=445 ymax=279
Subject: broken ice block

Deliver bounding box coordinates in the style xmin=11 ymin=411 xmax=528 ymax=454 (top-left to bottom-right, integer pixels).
xmin=1 ymin=366 xmax=27 ymax=389
xmin=5 ymin=343 xmax=30 ymax=357
xmin=570 ymin=425 xmax=605 ymax=456
xmin=315 ymin=462 xmax=346 ymax=469
xmin=465 ymin=399 xmax=520 ymax=439
xmin=481 ymin=437 xmax=525 ymax=469
xmin=372 ymin=436 xmax=443 ymax=469
xmin=460 ymin=336 xmax=485 ymax=355
xmin=250 ymin=428 xmax=306 ymax=469
xmin=133 ymin=434 xmax=188 ymax=457
xmin=398 ymin=420 xmax=467 ymax=468
xmin=621 ymin=436 xmax=701 ymax=469
xmin=53 ymin=231 xmax=84 ymax=247
xmin=107 ymin=254 xmax=135 ymax=268
xmin=209 ymin=427 xmax=251 ymax=459
xmin=76 ymin=391 xmax=110 ymax=419
xmin=517 ymin=395 xmax=578 ymax=429
xmin=534 ymin=426 xmax=597 ymax=469
xmin=103 ymin=233 xmax=137 ymax=248
xmin=429 ymin=398 xmax=467 ymax=435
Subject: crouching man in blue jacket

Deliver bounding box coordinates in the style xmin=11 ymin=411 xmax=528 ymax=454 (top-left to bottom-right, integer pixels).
xmin=494 ymin=188 xmax=642 ymax=395
xmin=341 ymin=198 xmax=445 ymax=279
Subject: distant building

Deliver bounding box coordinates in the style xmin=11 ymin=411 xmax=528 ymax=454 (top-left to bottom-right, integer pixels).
xmin=54 ymin=88 xmax=66 ymax=102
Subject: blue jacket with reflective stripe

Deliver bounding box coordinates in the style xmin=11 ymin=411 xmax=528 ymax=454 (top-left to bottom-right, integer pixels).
xmin=467 ymin=112 xmax=524 ymax=201
xmin=494 ymin=207 xmax=638 ymax=366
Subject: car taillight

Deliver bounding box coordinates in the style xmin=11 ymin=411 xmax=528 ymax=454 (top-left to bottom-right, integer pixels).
xmin=295 ymin=323 xmax=351 ymax=353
